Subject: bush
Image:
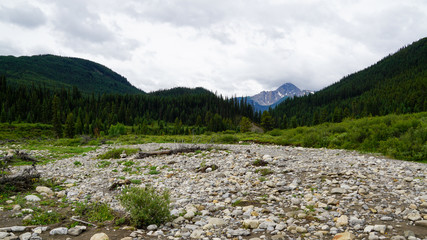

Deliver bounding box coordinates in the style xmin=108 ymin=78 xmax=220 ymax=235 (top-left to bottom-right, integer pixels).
xmin=119 ymin=186 xmax=171 ymax=228
xmin=98 ymin=148 xmax=139 ymax=159
xmin=109 ymin=123 xmax=126 ymax=137
xmin=216 ymin=134 xmax=239 ymax=144
xmin=267 ymin=129 xmax=282 ymax=136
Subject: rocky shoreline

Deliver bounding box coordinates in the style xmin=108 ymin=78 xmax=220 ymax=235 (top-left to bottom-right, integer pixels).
xmin=1 ymin=143 xmax=426 ymax=239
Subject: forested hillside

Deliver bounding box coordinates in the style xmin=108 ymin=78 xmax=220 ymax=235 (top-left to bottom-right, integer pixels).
xmin=0 ymin=76 xmax=255 ymax=137
xmin=271 ymin=37 xmax=427 ymax=128
xmin=0 ymin=55 xmax=142 ymax=95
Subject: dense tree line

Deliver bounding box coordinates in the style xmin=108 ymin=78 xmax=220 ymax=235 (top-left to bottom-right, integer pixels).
xmin=0 ymin=77 xmax=256 ymax=137
xmin=270 ymin=37 xmax=427 ymax=128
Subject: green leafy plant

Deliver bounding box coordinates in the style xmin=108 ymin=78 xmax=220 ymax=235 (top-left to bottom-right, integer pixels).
xmin=23 ymin=210 xmax=63 ymax=225
xmin=252 ymin=159 xmax=268 ymax=166
xmin=74 ymin=201 xmax=115 ymax=222
xmin=148 ymin=166 xmax=160 ymax=175
xmin=73 ymin=161 xmax=82 ymax=166
xmin=119 ymin=186 xmax=171 ymax=227
xmin=255 ymin=168 xmax=274 ymax=176
xmin=97 ymin=160 xmax=111 ymax=168
xmin=98 ymin=148 xmax=139 ymax=160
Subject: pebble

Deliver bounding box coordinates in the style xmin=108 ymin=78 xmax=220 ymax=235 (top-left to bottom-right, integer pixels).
xmin=24 ymin=195 xmax=40 ymax=202
xmin=49 ymin=227 xmax=68 ymax=235
xmin=90 ymin=232 xmax=109 ymax=240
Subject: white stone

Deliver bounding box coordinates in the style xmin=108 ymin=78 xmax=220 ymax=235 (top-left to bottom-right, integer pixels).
xmin=190 ymin=229 xmax=204 ymax=239
xmin=49 ymin=227 xmax=68 ymax=235
xmin=35 ymin=186 xmax=54 ymax=196
xmin=336 ymin=215 xmax=348 ymax=227
xmin=243 ymin=219 xmax=260 ymax=229
xmin=90 ymin=232 xmax=109 ymax=240
xmin=207 ymin=218 xmax=226 ymax=227
xmin=24 ymin=195 xmax=40 ymax=202
xmin=19 ymin=232 xmax=32 ymax=240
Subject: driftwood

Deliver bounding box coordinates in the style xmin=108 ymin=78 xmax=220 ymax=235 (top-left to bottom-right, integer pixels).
xmin=109 ymin=179 xmax=131 ymax=191
xmin=135 ymin=146 xmax=206 ymax=159
xmin=195 ymin=164 xmax=219 ymax=173
xmin=0 ymin=150 xmax=40 ymax=192
xmin=70 ymin=217 xmax=97 ymax=227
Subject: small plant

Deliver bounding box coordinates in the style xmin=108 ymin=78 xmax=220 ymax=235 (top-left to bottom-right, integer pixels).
xmin=306 ymin=205 xmax=315 ymax=212
xmin=259 ymin=177 xmax=267 ymax=182
xmin=97 ymin=160 xmax=111 ymax=168
xmin=255 ymin=168 xmax=273 ymax=176
xmin=123 ymin=161 xmax=135 ymax=167
xmin=115 ymin=217 xmax=127 ymax=226
xmin=74 ymin=201 xmax=115 ymax=223
xmin=123 ymin=167 xmax=132 ymax=172
xmin=130 ymin=179 xmax=142 ymax=184
xmin=73 ymin=161 xmax=82 ymax=166
xmin=98 ymin=148 xmax=139 ymax=160
xmin=252 ymin=159 xmax=268 ymax=166
xmin=23 ymin=210 xmax=63 ymax=225
xmin=148 ymin=166 xmax=160 ymax=175
xmin=119 ymin=186 xmax=171 ymax=228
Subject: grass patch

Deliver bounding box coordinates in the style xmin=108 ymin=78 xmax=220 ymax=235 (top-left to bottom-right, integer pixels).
xmin=97 ymin=160 xmax=111 ymax=168
xmin=252 ymin=159 xmax=268 ymax=166
xmin=98 ymin=148 xmax=139 ymax=159
xmin=255 ymin=168 xmax=274 ymax=176
xmin=74 ymin=201 xmax=115 ymax=223
xmin=148 ymin=166 xmax=160 ymax=175
xmin=23 ymin=210 xmax=63 ymax=225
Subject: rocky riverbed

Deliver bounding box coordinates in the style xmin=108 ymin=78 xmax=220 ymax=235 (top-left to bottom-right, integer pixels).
xmin=1 ymin=143 xmax=426 ymax=240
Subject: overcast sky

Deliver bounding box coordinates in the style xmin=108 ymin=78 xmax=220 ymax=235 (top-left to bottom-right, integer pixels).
xmin=1 ymin=0 xmax=426 ymax=96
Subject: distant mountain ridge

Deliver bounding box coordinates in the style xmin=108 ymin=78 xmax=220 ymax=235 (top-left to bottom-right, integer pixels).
xmin=243 ymin=83 xmax=312 ymax=112
xmin=251 ymin=83 xmax=312 ymax=106
xmin=0 ymin=54 xmax=143 ymax=95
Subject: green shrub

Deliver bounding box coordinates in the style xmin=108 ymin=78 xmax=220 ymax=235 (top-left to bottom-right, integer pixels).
xmin=216 ymin=135 xmax=239 ymax=144
xmin=267 ymin=129 xmax=282 ymax=136
xmin=119 ymin=186 xmax=171 ymax=227
xmin=109 ymin=123 xmax=126 ymax=137
xmin=98 ymin=148 xmax=139 ymax=159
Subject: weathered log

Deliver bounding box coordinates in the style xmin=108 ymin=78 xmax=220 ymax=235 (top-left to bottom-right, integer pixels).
xmin=135 ymin=146 xmax=206 ymax=159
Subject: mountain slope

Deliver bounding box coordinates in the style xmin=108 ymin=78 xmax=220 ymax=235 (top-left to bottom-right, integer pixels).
xmin=0 ymin=54 xmax=143 ymax=95
xmin=271 ymin=37 xmax=427 ymax=127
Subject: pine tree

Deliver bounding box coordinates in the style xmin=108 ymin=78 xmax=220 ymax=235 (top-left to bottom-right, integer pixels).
xmin=260 ymin=111 xmax=274 ymax=131
xmin=239 ymin=117 xmax=252 ymax=133
xmin=52 ymin=95 xmax=62 ymax=138
xmin=65 ymin=112 xmax=75 ymax=138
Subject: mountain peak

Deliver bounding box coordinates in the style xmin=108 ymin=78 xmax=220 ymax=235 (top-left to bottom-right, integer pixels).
xmin=250 ymin=82 xmax=311 ymax=106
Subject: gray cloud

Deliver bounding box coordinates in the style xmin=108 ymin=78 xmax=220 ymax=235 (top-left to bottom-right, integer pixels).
xmin=1 ymin=0 xmax=426 ymax=96
xmin=0 ymin=4 xmax=46 ymax=28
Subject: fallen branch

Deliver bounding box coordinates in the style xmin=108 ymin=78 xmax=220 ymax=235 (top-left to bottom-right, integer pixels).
xmin=135 ymin=146 xmax=206 ymax=159
xmin=70 ymin=217 xmax=97 ymax=227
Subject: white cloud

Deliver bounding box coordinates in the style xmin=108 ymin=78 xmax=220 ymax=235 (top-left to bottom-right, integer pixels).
xmin=1 ymin=0 xmax=426 ymax=96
